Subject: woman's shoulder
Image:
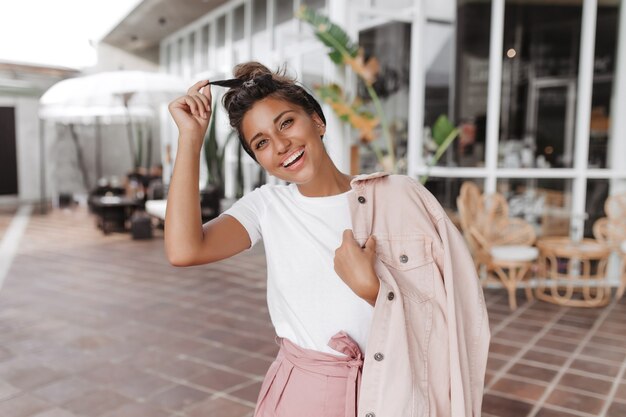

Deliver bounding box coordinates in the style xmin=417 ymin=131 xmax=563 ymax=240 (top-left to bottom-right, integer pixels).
xmin=242 ymin=183 xmax=292 ymax=204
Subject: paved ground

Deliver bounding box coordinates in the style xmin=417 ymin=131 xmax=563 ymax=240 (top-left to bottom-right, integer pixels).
xmin=0 ymin=206 xmax=625 ymax=417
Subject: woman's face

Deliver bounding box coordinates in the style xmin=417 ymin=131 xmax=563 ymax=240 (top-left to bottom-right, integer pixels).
xmin=241 ymin=96 xmax=326 ymax=183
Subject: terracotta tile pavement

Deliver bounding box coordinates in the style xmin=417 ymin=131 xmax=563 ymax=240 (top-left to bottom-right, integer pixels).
xmin=0 ymin=206 xmax=625 ymax=416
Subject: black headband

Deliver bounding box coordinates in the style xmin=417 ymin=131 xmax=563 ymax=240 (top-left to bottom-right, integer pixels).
xmin=208 ymin=74 xmax=326 ymax=126
xmin=208 ymin=73 xmax=274 ymax=88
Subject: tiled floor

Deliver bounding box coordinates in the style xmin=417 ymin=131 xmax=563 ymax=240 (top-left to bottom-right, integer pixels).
xmin=0 ymin=206 xmax=625 ymax=417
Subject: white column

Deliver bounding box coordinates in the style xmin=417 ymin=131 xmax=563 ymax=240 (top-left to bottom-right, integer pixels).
xmin=323 ymin=0 xmax=352 ymax=172
xmin=572 ymin=0 xmax=597 ymax=241
xmin=407 ymin=0 xmax=425 ymax=179
xmin=484 ymin=0 xmax=505 ymax=194
xmin=609 ymin=0 xmax=626 ymax=194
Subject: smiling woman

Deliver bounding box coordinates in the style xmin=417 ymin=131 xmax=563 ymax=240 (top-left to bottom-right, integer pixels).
xmin=163 ymin=61 xmax=489 ymax=417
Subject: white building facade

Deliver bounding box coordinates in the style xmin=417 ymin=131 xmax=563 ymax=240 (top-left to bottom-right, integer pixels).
xmin=158 ymin=0 xmax=624 ymax=241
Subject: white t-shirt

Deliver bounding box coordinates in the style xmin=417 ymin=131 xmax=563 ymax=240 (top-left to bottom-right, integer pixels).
xmin=221 ymin=182 xmax=373 ymax=356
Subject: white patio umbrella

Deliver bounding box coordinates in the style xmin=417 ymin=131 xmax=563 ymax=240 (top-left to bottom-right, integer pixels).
xmin=40 ymin=70 xmax=188 ymax=108
xmin=38 ymin=71 xmax=187 ymax=213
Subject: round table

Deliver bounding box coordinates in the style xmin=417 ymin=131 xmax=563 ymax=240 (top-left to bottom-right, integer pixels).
xmin=535 ymin=237 xmax=612 ymax=307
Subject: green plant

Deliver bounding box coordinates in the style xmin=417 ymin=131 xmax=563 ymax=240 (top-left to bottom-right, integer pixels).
xmin=135 ymin=125 xmax=143 ymax=171
xmin=296 ymin=5 xmax=395 ymax=172
xmin=203 ymin=104 xmax=239 ymax=197
xmin=419 ymin=115 xmax=460 ymax=184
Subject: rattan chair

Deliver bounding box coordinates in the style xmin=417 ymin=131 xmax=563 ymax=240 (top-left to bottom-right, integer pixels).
xmin=457 ymin=181 xmax=538 ymax=310
xmin=468 ymin=218 xmax=538 ymax=310
xmin=593 ymin=216 xmax=626 ymax=300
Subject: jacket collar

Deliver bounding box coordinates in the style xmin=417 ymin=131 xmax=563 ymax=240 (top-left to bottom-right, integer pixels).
xmin=350 ymin=171 xmax=390 ymax=189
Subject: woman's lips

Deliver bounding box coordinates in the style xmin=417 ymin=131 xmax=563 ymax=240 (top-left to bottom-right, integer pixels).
xmin=283 ymin=148 xmax=306 ymax=171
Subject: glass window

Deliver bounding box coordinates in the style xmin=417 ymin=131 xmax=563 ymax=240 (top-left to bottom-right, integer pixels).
xmin=177 ymin=38 xmax=184 ymax=76
xmin=201 ymin=24 xmax=210 ymax=69
xmin=585 ymin=178 xmax=609 ymax=238
xmin=189 ymin=32 xmax=196 ymax=74
xmin=275 ymin=0 xmax=294 ymax=25
xmin=446 ymin=0 xmax=492 ymax=168
xmin=301 ymin=50 xmax=325 ymax=90
xmin=424 ymin=177 xmax=484 ymax=213
xmin=233 ymin=5 xmax=245 ymax=41
xmin=302 ymin=0 xmax=326 ymax=10
xmin=498 ymin=0 xmax=583 ymax=169
xmin=358 ymin=22 xmax=411 ymax=174
xmin=253 ymin=0 xmax=267 ymax=34
xmin=217 ymin=15 xmax=226 ymax=47
xmin=496 ymin=178 xmax=572 ymax=237
xmin=589 ymin=1 xmax=619 ymax=168
xmin=165 ymin=43 xmax=173 ymax=73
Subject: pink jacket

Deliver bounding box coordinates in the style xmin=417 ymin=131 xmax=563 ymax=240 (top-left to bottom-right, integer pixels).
xmin=348 ymin=172 xmax=490 ymax=417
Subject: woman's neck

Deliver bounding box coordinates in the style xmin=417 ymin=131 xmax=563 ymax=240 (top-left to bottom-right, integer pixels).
xmin=295 ymin=158 xmax=354 ymax=198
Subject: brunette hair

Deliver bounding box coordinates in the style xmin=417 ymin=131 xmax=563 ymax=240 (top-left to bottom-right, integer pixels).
xmin=221 ymin=61 xmax=326 ymax=162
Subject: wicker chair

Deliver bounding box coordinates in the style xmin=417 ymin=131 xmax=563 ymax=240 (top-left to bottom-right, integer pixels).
xmin=457 ymin=181 xmax=538 ymax=310
xmin=593 ymin=216 xmax=626 ymax=300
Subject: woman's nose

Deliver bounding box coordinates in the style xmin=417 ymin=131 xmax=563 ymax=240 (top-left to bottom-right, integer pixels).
xmin=275 ymin=135 xmax=292 ymax=153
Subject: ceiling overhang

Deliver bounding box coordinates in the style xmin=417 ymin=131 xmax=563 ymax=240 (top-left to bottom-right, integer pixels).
xmin=101 ymin=0 xmax=229 ymax=64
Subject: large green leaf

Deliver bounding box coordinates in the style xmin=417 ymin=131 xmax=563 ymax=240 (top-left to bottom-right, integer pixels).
xmin=297 ymin=6 xmax=359 ymax=64
xmin=432 ymin=114 xmax=456 ymax=147
xmin=204 ymin=103 xmax=219 ymax=187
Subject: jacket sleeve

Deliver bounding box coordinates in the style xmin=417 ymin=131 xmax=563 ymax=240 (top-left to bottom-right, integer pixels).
xmin=435 ymin=215 xmax=490 ymax=417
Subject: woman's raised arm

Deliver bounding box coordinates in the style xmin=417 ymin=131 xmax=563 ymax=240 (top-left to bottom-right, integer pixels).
xmin=164 ymin=80 xmax=251 ymax=266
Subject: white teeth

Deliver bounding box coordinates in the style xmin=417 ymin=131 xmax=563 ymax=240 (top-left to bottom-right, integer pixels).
xmin=283 ymin=149 xmax=304 ymax=167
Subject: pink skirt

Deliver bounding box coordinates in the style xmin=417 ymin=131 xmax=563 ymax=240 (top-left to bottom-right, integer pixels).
xmin=254 ymin=330 xmax=364 ymax=417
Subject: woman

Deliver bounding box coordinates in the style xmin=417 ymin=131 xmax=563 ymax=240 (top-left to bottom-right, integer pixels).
xmin=165 ymin=62 xmax=489 ymax=417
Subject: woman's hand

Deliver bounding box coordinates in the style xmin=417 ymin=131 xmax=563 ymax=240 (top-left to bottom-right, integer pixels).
xmin=334 ymin=230 xmax=380 ymax=306
xmin=168 ymin=79 xmax=213 ymax=150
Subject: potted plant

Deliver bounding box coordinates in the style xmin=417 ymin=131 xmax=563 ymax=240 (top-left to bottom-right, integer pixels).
xmin=201 ymin=104 xmax=242 ymax=219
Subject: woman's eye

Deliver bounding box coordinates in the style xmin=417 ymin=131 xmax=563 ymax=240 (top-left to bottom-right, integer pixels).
xmin=280 ymin=119 xmax=293 ymax=129
xmin=255 ymin=139 xmax=267 ymax=149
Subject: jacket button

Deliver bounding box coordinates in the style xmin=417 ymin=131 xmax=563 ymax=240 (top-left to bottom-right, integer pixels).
xmin=374 ymin=352 xmax=384 ymax=361
xmin=399 ymin=254 xmax=408 ymax=263
xmin=387 ymin=291 xmax=395 ymax=301
xmin=365 ymin=413 xmax=376 ymax=417
xmin=358 ymin=196 xmax=366 ymax=204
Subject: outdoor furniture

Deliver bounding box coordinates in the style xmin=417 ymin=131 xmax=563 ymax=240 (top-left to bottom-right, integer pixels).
xmin=593 ymin=217 xmax=626 ymax=300
xmin=89 ymin=195 xmax=143 ymax=234
xmin=604 ymin=192 xmax=626 ymax=220
xmin=457 ymin=182 xmax=483 ymax=262
xmin=537 ymin=188 xmax=571 ymax=237
xmin=468 ymin=218 xmax=538 ymax=310
xmin=535 ymin=237 xmax=612 ymax=307
xmin=458 ymin=181 xmax=539 ymax=310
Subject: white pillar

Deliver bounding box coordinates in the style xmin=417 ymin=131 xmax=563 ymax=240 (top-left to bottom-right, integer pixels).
xmin=324 ymin=0 xmax=352 ymax=173
xmin=484 ymin=0 xmax=505 ymax=194
xmin=609 ymin=0 xmax=626 ymax=194
xmin=572 ymin=0 xmax=597 ymax=241
xmin=407 ymin=0 xmax=425 ymax=178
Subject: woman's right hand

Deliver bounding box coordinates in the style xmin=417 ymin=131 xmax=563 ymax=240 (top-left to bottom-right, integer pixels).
xmin=168 ymin=79 xmax=213 ymax=148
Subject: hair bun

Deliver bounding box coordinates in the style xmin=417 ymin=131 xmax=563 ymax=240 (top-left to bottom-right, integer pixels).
xmin=233 ymin=62 xmax=273 ymax=81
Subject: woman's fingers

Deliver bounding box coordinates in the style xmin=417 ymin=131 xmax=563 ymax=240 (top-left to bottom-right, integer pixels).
xmin=193 ymin=92 xmax=211 ymax=114
xmin=182 ymin=96 xmax=200 ymax=116
xmin=187 ymin=79 xmax=209 ymax=96
xmin=187 ymin=80 xmax=211 ymax=112
xmin=200 ymin=82 xmax=212 ymax=104
xmin=190 ymin=95 xmax=208 ymax=119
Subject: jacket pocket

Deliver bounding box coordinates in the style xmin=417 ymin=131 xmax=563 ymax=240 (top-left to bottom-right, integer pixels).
xmin=376 ymin=234 xmax=435 ymax=303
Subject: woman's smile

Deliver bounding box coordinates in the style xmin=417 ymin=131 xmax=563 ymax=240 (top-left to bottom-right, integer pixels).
xmin=281 ymin=147 xmax=306 ymax=170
